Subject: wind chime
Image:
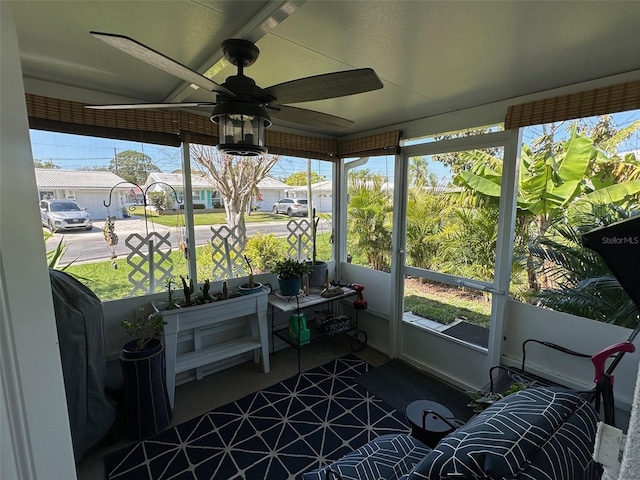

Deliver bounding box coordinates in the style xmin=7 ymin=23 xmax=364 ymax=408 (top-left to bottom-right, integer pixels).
xmin=175 ymin=208 xmax=188 ymax=260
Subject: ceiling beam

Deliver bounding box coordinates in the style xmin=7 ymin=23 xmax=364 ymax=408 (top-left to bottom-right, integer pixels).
xmin=163 ymin=0 xmax=306 ymax=103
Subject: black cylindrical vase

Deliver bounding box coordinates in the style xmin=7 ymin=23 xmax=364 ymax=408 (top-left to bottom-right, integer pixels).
xmin=119 ymin=339 xmax=172 ymax=440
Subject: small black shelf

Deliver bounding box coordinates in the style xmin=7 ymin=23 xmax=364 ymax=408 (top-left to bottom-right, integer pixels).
xmin=268 ymin=290 xmax=368 ymax=372
xmin=273 ymin=316 xmax=356 ymax=349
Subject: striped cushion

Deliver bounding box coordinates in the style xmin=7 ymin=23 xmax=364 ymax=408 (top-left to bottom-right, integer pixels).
xmin=408 ymin=387 xmax=602 ymax=480
xmin=302 ymin=434 xmax=431 ymax=480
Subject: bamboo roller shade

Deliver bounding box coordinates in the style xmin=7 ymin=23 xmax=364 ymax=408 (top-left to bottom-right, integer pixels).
xmin=505 ymin=80 xmax=640 ymax=130
xmin=25 ymin=93 xmax=401 ymax=161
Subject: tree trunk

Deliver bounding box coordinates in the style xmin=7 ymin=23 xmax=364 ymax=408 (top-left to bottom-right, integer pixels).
xmin=224 ymin=198 xmax=248 ymax=248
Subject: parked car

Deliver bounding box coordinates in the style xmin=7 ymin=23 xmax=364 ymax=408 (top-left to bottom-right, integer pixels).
xmin=40 ymin=199 xmax=93 ymax=231
xmin=272 ymin=198 xmax=308 ymax=216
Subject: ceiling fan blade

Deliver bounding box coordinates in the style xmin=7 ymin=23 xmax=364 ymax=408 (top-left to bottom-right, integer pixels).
xmin=86 ymin=102 xmax=215 ymax=110
xmin=264 ymin=68 xmax=382 ymax=105
xmin=90 ymin=32 xmax=234 ymax=97
xmin=270 ymin=105 xmax=353 ymax=130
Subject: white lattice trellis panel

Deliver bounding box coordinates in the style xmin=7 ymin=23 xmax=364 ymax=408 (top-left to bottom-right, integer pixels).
xmin=286 ymin=219 xmax=313 ymax=260
xmin=209 ymin=225 xmax=248 ymax=281
xmin=125 ymin=231 xmax=173 ymax=295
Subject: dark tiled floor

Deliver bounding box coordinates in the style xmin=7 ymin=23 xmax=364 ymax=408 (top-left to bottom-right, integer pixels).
xmin=76 ymin=337 xmax=389 ymax=480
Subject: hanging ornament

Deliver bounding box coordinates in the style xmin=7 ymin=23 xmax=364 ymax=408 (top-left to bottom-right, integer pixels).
xmin=176 ymin=211 xmax=188 ymax=260
xmin=103 ymin=214 xmax=119 ymax=267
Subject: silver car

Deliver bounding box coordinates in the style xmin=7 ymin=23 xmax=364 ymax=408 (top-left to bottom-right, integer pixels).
xmin=40 ymin=199 xmax=93 ymax=231
xmin=272 ymin=198 xmax=308 ymax=216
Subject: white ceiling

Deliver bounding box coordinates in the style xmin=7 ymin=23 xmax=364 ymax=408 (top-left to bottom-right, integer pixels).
xmin=8 ymin=0 xmax=640 ymax=139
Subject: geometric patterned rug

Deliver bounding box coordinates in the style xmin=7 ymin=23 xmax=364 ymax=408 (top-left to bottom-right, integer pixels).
xmin=104 ymin=355 xmax=410 ymax=479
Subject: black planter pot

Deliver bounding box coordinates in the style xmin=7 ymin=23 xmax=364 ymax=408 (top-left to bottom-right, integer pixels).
xmin=119 ymin=338 xmax=172 ymax=439
xmin=121 ymin=338 xmax=163 ymax=359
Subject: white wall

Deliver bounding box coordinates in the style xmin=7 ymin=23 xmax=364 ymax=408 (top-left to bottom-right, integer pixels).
xmin=0 ymin=5 xmax=77 ymax=479
xmin=504 ymin=300 xmax=639 ymax=413
xmin=338 ymin=261 xmax=638 ymax=428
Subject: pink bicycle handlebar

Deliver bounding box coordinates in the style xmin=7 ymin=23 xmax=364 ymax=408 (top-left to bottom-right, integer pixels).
xmin=591 ymin=341 xmax=635 ymax=383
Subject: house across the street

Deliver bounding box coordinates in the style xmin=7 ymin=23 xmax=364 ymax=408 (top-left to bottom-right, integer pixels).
xmin=34 ymin=169 xmax=134 ymax=220
xmin=145 ymin=172 xmax=293 ymax=212
xmin=145 ymin=172 xmax=223 ymax=210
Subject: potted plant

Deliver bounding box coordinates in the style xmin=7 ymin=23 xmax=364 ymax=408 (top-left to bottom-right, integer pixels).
xmin=306 ymin=208 xmax=328 ymax=288
xmin=239 ymin=255 xmax=263 ymax=295
xmin=119 ymin=308 xmax=172 ymax=439
xmin=120 ymin=307 xmax=166 ymax=357
xmin=272 ymin=257 xmax=311 ymax=296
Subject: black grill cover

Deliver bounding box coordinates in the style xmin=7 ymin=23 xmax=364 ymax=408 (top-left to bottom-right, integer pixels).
xmin=582 ymin=215 xmax=640 ymax=310
xmin=49 ymin=269 xmax=116 ymax=462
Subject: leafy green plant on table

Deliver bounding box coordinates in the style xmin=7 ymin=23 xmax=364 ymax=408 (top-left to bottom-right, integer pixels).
xmin=271 ymin=257 xmax=311 ymax=279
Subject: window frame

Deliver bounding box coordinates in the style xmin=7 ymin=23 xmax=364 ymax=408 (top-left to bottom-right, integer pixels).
xmin=391 ymin=130 xmax=519 ymax=357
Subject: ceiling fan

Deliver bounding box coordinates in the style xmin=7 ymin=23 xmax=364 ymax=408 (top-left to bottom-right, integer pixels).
xmin=87 ymin=32 xmax=384 ymax=155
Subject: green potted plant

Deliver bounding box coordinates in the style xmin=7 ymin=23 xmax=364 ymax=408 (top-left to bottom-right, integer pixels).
xmin=272 ymin=257 xmax=311 ymax=296
xmin=239 ymin=255 xmax=263 ymax=295
xmin=306 ymin=209 xmax=328 ymax=288
xmin=120 ymin=307 xmax=166 ymax=356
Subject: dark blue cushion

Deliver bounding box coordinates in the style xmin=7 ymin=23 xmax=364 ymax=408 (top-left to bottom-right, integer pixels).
xmin=408 ymin=387 xmax=602 ymax=480
xmin=302 ymin=434 xmax=431 ymax=480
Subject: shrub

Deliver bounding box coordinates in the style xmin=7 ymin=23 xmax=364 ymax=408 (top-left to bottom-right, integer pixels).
xmin=244 ymin=233 xmax=283 ymax=272
xmin=148 ymin=191 xmax=169 ymax=210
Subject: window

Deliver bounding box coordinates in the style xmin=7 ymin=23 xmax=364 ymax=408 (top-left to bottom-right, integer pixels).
xmin=188 ymin=143 xmax=334 ymax=281
xmin=345 ymin=155 xmax=394 ymax=270
xmin=33 ymin=129 xmax=337 ymax=301
xmin=32 ymin=129 xmax=182 ymax=301
xmin=510 ymin=112 xmax=640 ymax=328
xmin=403 ymin=124 xmax=503 ymax=147
xmin=401 ymin=133 xmax=509 ymax=348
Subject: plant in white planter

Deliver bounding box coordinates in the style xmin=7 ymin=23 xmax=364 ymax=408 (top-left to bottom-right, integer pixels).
xmin=239 ymin=256 xmax=263 ymax=295
xmin=194 ymin=279 xmax=214 ymax=304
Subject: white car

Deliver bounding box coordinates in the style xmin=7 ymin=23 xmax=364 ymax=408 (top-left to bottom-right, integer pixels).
xmin=40 ymin=199 xmax=93 ymax=231
xmin=272 ymin=198 xmax=308 ymax=216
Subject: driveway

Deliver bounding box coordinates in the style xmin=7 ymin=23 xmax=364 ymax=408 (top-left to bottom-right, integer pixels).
xmin=45 ymin=217 xmax=295 ymax=266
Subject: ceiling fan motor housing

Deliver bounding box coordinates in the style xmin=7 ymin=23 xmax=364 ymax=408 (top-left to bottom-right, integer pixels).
xmin=211 ymin=75 xmax=272 ymax=156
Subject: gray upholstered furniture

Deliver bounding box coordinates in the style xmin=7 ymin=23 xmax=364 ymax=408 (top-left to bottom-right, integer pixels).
xmin=303 ymin=387 xmax=602 ymax=480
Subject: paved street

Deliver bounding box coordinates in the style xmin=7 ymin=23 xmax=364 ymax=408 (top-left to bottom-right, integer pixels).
xmin=45 ymin=217 xmax=295 ymax=266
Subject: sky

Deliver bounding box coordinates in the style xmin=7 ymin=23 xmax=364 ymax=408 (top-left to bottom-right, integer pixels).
xmin=29 ymin=109 xmax=639 ymax=186
xmin=29 ymin=129 xmax=334 ymax=181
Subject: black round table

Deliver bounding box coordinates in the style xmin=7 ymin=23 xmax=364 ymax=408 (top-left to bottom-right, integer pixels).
xmin=405 ymin=400 xmax=463 ymax=448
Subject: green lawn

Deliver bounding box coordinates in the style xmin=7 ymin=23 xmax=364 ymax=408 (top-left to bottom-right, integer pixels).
xmin=65 ymin=232 xmax=334 ymax=301
xmin=62 ymin=231 xmax=489 ymax=329
xmin=404 ymin=280 xmax=491 ymax=327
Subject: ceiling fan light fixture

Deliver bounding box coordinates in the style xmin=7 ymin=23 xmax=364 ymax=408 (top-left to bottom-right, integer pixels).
xmin=211 ymin=101 xmax=271 ymax=156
